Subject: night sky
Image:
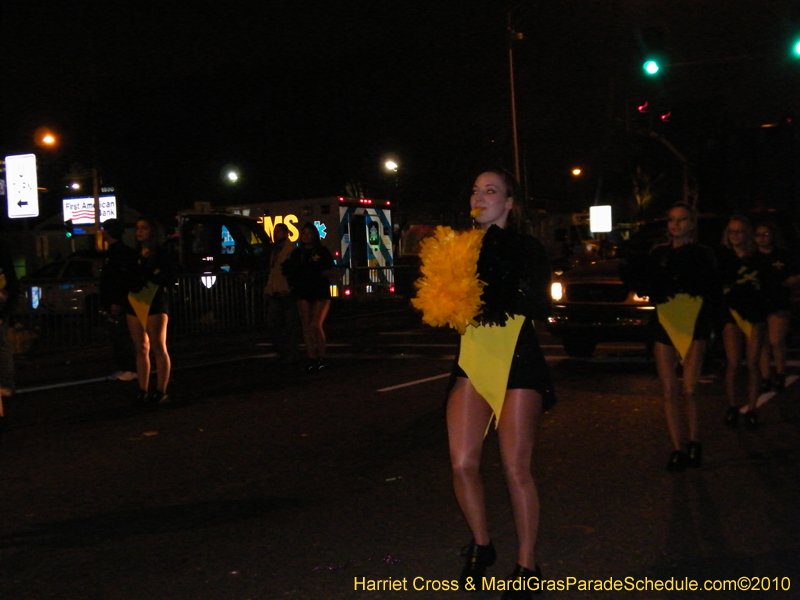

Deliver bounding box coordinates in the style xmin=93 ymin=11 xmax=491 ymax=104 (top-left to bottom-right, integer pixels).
xmin=2 ymin=0 xmax=799 ymax=226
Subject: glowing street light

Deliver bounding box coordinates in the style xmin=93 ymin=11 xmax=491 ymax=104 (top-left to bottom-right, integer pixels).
xmin=384 ymin=159 xmax=398 ymax=172
xmin=572 ymin=168 xmax=582 ymax=177
xmin=221 ymin=164 xmax=241 ymax=185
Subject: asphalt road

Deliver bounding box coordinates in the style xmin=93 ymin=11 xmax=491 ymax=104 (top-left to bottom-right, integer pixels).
xmin=1 ymin=306 xmax=798 ymax=599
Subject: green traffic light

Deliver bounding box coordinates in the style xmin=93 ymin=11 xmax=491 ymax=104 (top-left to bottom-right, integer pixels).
xmin=795 ymin=39 xmax=800 ymax=56
xmin=643 ymin=60 xmax=660 ymax=75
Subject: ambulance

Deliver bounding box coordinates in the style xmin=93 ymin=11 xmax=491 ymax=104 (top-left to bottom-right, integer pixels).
xmin=226 ymin=197 xmax=395 ymax=297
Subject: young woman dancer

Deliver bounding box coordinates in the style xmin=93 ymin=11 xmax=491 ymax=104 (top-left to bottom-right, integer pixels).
xmin=448 ymin=168 xmax=555 ymax=599
xmin=126 ymin=216 xmax=173 ymax=405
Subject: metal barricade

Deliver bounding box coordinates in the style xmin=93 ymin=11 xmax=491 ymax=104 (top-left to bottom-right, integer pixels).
xmin=11 ymin=271 xmax=270 ymax=354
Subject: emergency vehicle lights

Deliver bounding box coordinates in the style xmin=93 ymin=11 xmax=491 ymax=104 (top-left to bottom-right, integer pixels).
xmin=329 ymin=284 xmax=339 ymax=297
xmin=550 ymin=282 xmax=563 ymax=301
xmin=344 ymin=288 xmax=352 ymax=296
xmin=389 ymin=285 xmax=395 ymax=293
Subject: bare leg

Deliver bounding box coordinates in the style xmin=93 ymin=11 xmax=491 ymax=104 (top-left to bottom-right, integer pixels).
xmin=146 ymin=313 xmax=170 ymax=393
xmin=744 ymin=323 xmax=766 ymax=411
xmin=296 ymin=300 xmax=315 ymax=359
xmin=497 ymin=388 xmax=542 ymax=570
xmin=447 ymin=377 xmax=493 ymax=546
xmin=654 ymin=341 xmax=682 ymax=450
xmin=309 ymin=299 xmax=331 ymax=358
xmin=681 ymin=340 xmax=707 ymax=442
xmin=767 ymin=312 xmax=791 ymax=377
xmin=127 ymin=314 xmax=150 ymax=392
xmin=723 ymin=323 xmax=743 ymax=407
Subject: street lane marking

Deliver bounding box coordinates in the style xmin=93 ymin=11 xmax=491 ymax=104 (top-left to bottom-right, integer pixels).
xmin=16 ymin=376 xmax=110 ymax=394
xmin=378 ymin=373 xmax=450 ymax=392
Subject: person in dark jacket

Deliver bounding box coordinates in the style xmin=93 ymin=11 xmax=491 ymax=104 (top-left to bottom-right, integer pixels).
xmin=0 ymin=241 xmax=20 ymax=429
xmin=100 ymin=219 xmax=138 ymax=381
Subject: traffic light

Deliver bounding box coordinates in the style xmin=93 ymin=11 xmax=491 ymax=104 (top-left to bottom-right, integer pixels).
xmin=637 ymin=27 xmax=667 ymax=77
xmin=64 ymin=219 xmax=74 ymax=238
xmin=643 ymin=58 xmax=661 ymax=76
xmin=793 ymin=37 xmax=800 ymax=57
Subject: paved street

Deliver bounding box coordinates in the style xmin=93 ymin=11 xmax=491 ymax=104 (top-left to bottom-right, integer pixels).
xmin=1 ymin=304 xmax=798 ymax=599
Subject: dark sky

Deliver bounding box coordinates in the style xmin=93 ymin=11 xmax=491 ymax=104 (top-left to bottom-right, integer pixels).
xmin=2 ymin=0 xmax=799 ymax=224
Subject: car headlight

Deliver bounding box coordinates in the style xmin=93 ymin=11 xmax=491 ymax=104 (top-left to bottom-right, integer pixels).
xmin=551 ymin=282 xmax=563 ymax=301
xmin=632 ymin=293 xmax=649 ymax=302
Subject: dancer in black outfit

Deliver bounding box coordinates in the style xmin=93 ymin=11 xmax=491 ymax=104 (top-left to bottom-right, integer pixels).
xmin=754 ymin=220 xmax=800 ymax=392
xmin=718 ymin=215 xmax=769 ymax=430
xmin=126 ymin=216 xmax=174 ymax=406
xmin=623 ymin=203 xmax=717 ymax=472
xmin=449 ymin=169 xmax=555 ymax=599
xmin=282 ymin=223 xmax=335 ymax=371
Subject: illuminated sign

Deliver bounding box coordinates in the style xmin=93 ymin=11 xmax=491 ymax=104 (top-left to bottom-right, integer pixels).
xmin=314 ymin=221 xmax=327 ymax=239
xmin=62 ymin=196 xmax=118 ymax=224
xmin=5 ymin=154 xmax=39 ymax=218
xmin=589 ymin=205 xmax=612 ymax=233
xmin=259 ymin=214 xmax=300 ymax=241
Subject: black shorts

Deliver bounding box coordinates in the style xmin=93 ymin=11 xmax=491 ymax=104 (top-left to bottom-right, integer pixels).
xmin=451 ymin=317 xmax=557 ymax=412
xmin=651 ymin=299 xmax=713 ymax=346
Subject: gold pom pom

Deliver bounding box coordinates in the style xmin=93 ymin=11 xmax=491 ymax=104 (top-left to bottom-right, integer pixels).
xmin=411 ymin=226 xmax=485 ymax=334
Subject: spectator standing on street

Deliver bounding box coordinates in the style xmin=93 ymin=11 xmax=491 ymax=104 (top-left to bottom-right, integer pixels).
xmin=100 ymin=219 xmax=138 ymax=382
xmin=264 ymin=223 xmax=300 ymax=363
xmin=0 ymin=241 xmax=19 ymax=430
xmin=623 ymin=202 xmax=717 ymax=472
xmin=126 ymin=217 xmax=174 ymax=406
xmin=754 ymin=220 xmax=799 ymax=393
xmin=445 ymin=168 xmax=555 ymax=597
xmin=282 ymin=222 xmax=335 ymax=372
xmin=718 ymin=215 xmax=769 ymax=429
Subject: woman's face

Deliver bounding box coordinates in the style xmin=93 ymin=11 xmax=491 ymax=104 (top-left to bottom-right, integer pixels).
xmin=667 ymin=206 xmax=694 ymax=242
xmin=754 ymin=225 xmax=773 ymax=250
xmin=726 ymin=220 xmax=750 ymax=249
xmin=135 ymin=220 xmax=152 ymax=243
xmin=470 ymin=171 xmax=513 ymax=230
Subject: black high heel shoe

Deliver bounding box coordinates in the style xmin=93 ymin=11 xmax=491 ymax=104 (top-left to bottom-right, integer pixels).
xmin=458 ymin=540 xmax=495 ymax=592
xmin=666 ymin=450 xmax=686 ymax=472
xmin=501 ymin=563 xmax=543 ymax=599
xmin=686 ymin=441 xmax=702 ymax=468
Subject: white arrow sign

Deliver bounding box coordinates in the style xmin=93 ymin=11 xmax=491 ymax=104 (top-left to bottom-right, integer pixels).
xmin=5 ymin=154 xmax=40 ymax=219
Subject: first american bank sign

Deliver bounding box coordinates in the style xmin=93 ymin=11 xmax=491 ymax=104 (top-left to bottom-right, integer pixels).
xmin=62 ymin=195 xmax=118 ymax=225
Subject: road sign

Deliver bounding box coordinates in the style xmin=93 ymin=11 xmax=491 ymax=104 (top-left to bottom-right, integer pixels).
xmin=5 ymin=154 xmax=40 ymax=218
xmin=62 ymin=196 xmax=118 ymax=226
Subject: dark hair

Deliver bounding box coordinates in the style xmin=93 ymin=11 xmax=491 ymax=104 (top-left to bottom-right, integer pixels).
xmin=134 ymin=216 xmax=164 ymax=251
xmin=300 ymin=222 xmax=322 ymax=246
xmin=754 ymin=219 xmax=786 ymax=249
xmin=102 ymin=218 xmax=125 ymax=241
xmin=474 ymin=167 xmax=523 ymax=230
xmin=274 ymin=223 xmax=290 ymax=235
